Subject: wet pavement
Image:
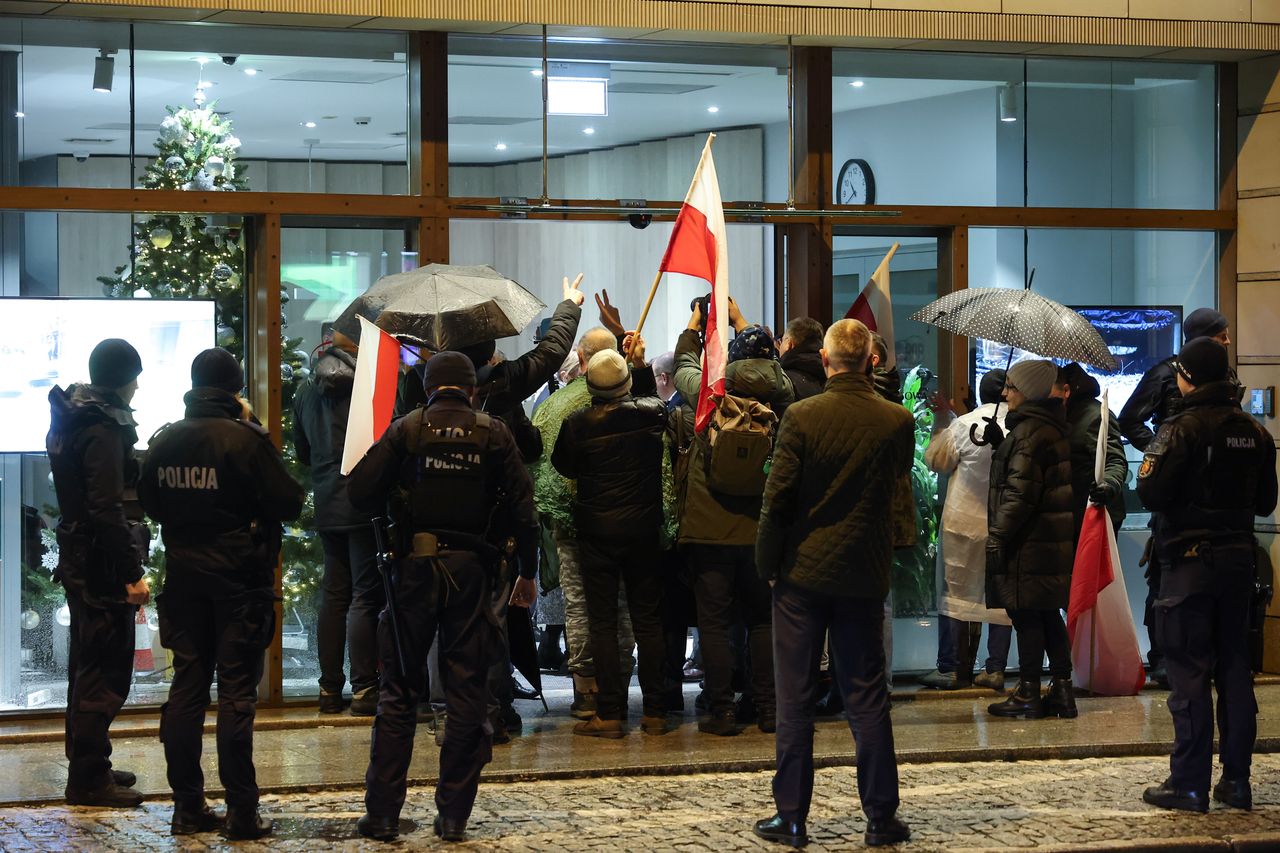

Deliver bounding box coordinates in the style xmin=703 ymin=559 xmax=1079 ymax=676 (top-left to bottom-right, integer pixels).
xmin=4 ymin=682 xmax=1280 ymax=806
xmin=1 ymin=754 xmax=1278 ymax=851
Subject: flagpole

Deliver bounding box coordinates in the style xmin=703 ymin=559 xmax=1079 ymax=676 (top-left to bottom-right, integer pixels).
xmin=627 ymin=132 xmax=717 ymax=362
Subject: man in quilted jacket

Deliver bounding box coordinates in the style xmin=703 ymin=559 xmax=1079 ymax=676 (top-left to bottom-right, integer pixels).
xmin=753 ymin=319 xmax=914 ymax=850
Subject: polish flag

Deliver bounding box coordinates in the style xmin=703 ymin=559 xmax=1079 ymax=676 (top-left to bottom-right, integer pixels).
xmin=340 ymin=315 xmax=401 ymax=475
xmin=660 ymin=134 xmax=728 ymax=433
xmin=845 ymin=242 xmax=899 ymax=367
xmin=1067 ymin=390 xmax=1146 ymax=696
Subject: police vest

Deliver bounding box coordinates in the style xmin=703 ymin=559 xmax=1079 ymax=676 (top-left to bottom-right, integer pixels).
xmin=405 ymin=409 xmax=492 ymax=535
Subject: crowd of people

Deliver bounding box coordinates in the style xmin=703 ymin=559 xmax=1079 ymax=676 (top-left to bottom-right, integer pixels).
xmin=42 ymin=272 xmax=1276 ymax=847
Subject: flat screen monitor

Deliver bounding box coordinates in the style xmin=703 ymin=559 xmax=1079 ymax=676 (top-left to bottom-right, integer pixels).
xmin=972 ymin=306 xmax=1183 ymax=419
xmin=0 ymin=297 xmax=216 ymax=452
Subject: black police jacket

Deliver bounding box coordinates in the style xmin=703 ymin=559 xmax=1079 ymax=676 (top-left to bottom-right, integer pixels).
xmin=986 ymin=398 xmax=1075 ymax=611
xmin=1136 ymin=380 xmax=1277 ymax=571
xmin=139 ymin=388 xmax=305 ymax=594
xmin=1117 ymin=357 xmax=1180 ymax=452
xmin=394 ymin=300 xmax=583 ymax=461
xmin=551 ymin=394 xmax=667 ymax=543
xmin=46 ymin=384 xmax=145 ymax=596
xmin=347 ymin=390 xmax=539 ymax=579
xmin=293 ymin=347 xmax=374 ymax=530
xmin=780 ymin=349 xmax=826 ymax=405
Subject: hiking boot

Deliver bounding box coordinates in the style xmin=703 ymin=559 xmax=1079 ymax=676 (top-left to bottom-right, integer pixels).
xmin=641 ymin=715 xmax=670 ymax=735
xmin=573 ymin=716 xmax=626 ymax=739
xmin=1041 ymin=677 xmax=1079 ymax=719
xmin=987 ymin=680 xmax=1044 ymax=719
xmin=571 ymin=674 xmax=598 ymax=720
xmin=973 ymin=670 xmax=1006 ymax=692
xmin=349 ymin=687 xmax=378 ymax=717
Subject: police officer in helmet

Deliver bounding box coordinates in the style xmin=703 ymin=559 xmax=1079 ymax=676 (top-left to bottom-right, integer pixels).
xmin=1136 ymin=337 xmax=1277 ymax=813
xmin=139 ymin=348 xmax=305 ymax=838
xmin=47 ymin=338 xmax=151 ymax=807
xmin=351 ymin=351 xmax=538 ymax=844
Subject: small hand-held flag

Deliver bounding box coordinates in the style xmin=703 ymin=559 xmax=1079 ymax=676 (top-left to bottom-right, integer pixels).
xmin=340 ymin=316 xmax=401 ymax=475
xmin=1067 ymin=388 xmax=1146 ymax=696
xmin=845 ymin=241 xmax=899 ymax=367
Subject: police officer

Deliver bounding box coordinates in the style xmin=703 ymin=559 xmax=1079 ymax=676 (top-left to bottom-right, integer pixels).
xmin=138 ymin=348 xmax=305 ymax=839
xmin=1119 ymin=308 xmax=1235 ymax=686
xmin=1136 ymin=337 xmax=1277 ymax=813
xmin=350 ymin=351 xmax=538 ymax=844
xmin=47 ymin=338 xmax=150 ymax=808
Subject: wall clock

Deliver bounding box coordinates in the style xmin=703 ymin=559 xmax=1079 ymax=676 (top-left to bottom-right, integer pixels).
xmin=837 ymin=158 xmax=875 ymax=205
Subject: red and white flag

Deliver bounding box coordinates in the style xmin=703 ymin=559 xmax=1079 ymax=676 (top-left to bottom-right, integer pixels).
xmin=1067 ymin=389 xmax=1146 ymax=696
xmin=659 ymin=134 xmax=729 ymax=433
xmin=340 ymin=315 xmax=401 ymax=475
xmin=845 ymin=242 xmax=899 ymax=367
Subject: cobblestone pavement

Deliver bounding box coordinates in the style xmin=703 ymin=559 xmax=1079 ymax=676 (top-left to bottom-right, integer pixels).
xmin=3 ymin=754 xmax=1280 ymax=852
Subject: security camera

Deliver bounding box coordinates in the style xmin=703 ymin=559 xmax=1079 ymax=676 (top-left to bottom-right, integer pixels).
xmin=73 ymin=152 xmax=90 ymax=162
xmin=221 ymin=55 xmax=238 ymax=66
xmin=354 ymin=116 xmax=371 ymax=126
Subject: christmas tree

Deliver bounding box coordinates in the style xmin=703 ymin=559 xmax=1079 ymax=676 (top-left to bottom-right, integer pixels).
xmin=97 ymin=101 xmax=321 ymax=610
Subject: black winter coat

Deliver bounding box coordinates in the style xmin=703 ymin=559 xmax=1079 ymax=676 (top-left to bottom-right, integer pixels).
xmin=140 ymin=388 xmax=306 ymax=595
xmin=780 ymin=349 xmax=826 ymax=404
xmin=1064 ymin=369 xmax=1128 ymax=538
xmin=986 ymin=398 xmax=1074 ymax=611
xmin=1117 ymin=357 xmax=1180 ymax=452
xmin=293 ymin=348 xmax=372 ymax=530
xmin=47 ymin=384 xmax=145 ymax=600
xmin=551 ymin=395 xmax=667 ymax=544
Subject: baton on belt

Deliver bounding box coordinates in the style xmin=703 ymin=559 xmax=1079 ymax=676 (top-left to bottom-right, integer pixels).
xmin=372 ymin=517 xmax=409 ymax=678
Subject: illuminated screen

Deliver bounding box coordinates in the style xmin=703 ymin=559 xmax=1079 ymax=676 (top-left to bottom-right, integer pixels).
xmin=0 ymin=298 xmax=216 ymax=452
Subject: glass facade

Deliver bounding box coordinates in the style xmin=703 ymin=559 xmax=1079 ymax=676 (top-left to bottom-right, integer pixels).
xmin=0 ymin=11 xmax=1229 ymax=708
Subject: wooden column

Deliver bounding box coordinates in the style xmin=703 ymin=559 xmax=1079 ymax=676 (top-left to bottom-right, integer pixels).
xmin=783 ymin=47 xmax=833 ymax=326
xmin=1217 ymin=61 xmax=1238 ymax=363
xmin=248 ymin=213 xmax=285 ymax=704
xmin=937 ymin=225 xmax=970 ymax=406
xmin=411 ymin=32 xmax=450 ymax=265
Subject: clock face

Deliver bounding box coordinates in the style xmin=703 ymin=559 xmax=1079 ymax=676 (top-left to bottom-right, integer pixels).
xmin=837 ymin=158 xmax=875 ymax=205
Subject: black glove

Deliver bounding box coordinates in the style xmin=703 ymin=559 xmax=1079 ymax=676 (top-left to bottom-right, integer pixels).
xmin=985 ymin=545 xmax=1006 ymax=576
xmin=981 ymin=416 xmax=1005 ymax=448
xmin=1088 ymin=482 xmax=1117 ymax=506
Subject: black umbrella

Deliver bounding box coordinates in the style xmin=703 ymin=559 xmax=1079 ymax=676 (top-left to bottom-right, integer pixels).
xmin=507 ymin=605 xmax=546 ymax=710
xmin=333 ymin=264 xmax=545 ymax=351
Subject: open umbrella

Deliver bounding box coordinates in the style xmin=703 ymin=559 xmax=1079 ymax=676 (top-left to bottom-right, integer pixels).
xmin=333 ymin=264 xmax=545 ymax=352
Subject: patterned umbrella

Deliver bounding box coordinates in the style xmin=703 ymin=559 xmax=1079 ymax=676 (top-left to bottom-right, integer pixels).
xmin=910 ymin=287 xmax=1119 ymax=373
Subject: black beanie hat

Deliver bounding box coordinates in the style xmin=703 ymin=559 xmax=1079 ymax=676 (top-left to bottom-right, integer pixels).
xmin=191 ymin=347 xmax=244 ymax=393
xmin=88 ymin=338 xmax=143 ymax=389
xmin=978 ymin=368 xmax=1006 ymax=406
xmin=1176 ymin=337 xmax=1229 ymax=386
xmin=423 ymin=351 xmax=477 ymax=391
xmin=1183 ymin=308 xmax=1228 ymax=342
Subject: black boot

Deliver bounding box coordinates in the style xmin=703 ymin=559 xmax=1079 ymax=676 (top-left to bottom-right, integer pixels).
xmin=753 ymin=815 xmax=808 ymax=848
xmin=224 ymin=806 xmax=273 ymax=840
xmin=434 ymin=814 xmax=467 ymax=842
xmin=1213 ymin=778 xmax=1252 ymax=810
xmin=171 ymin=800 xmax=223 ymax=835
xmin=65 ymin=781 xmax=143 ymax=808
xmin=953 ymin=621 xmax=981 ymax=689
xmin=538 ymin=625 xmax=566 ymax=672
xmin=987 ymin=680 xmax=1044 ymax=718
xmin=357 ymin=813 xmax=399 ymax=841
xmin=1143 ymin=780 xmax=1208 ymax=813
xmin=1042 ymin=677 xmax=1078 ymax=718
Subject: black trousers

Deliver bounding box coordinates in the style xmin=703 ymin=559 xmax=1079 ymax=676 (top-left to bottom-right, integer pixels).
xmin=1156 ymin=567 xmax=1257 ymax=794
xmin=365 ymin=550 xmax=495 ymax=823
xmin=1007 ymin=608 xmax=1071 ymax=683
xmin=64 ymin=595 xmax=135 ymax=790
xmin=486 ymin=568 xmax=514 ymax=717
xmin=773 ymin=582 xmax=898 ymax=823
xmin=317 ymin=527 xmax=384 ymax=695
xmin=158 ymin=587 xmax=275 ymax=809
xmin=578 ymin=537 xmax=666 ymax=720
xmin=689 ymin=544 xmax=774 ymax=717
xmin=1145 ymin=557 xmax=1164 ymax=670
xmin=660 ymin=549 xmax=696 ymax=710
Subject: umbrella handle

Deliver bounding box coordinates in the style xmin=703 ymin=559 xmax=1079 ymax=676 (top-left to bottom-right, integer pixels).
xmin=970 ymin=422 xmax=988 ymax=447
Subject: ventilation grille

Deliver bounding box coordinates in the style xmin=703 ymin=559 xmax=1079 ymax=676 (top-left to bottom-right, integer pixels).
xmin=608 ymin=82 xmax=711 ymax=95
xmin=273 ymin=70 xmax=402 ymax=84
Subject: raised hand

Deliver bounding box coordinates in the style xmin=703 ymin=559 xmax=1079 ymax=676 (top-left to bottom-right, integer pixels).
xmin=563 ymin=273 xmax=585 ymax=306
xmin=595 ymin=288 xmax=625 ymax=336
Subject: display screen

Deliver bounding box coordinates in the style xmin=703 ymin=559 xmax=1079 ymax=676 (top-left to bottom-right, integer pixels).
xmin=0 ymin=298 xmax=216 ymax=452
xmin=972 ymin=306 xmax=1182 ymax=418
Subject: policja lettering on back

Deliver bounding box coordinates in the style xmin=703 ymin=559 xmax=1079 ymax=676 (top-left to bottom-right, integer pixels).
xmin=348 ymin=351 xmax=539 ymax=844
xmin=156 ymin=466 xmax=220 ymax=490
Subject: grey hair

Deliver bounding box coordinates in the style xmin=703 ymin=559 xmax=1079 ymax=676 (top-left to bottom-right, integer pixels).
xmin=651 ymin=350 xmax=675 ymax=377
xmin=576 ymin=326 xmax=618 ymax=364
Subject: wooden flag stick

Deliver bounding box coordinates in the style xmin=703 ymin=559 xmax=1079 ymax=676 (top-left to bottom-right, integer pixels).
xmin=626 ymin=268 xmax=664 ymax=362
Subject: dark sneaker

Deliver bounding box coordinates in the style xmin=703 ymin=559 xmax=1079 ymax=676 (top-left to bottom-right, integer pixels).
xmin=753 ymin=815 xmax=808 ymax=848
xmin=349 ymin=687 xmax=378 ymax=717
xmin=865 ymin=815 xmax=911 ymax=847
xmin=1143 ymin=782 xmax=1208 ymax=813
xmin=65 ymin=783 xmax=143 ymax=808
xmin=1213 ymin=778 xmax=1252 ymax=810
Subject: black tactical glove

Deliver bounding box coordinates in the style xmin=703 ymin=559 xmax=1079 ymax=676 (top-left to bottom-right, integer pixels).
xmin=1088 ymin=482 xmax=1117 ymax=506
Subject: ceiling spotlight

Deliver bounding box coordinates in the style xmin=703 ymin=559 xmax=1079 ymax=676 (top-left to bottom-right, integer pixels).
xmin=92 ymin=49 xmax=115 ymax=93
xmin=583 ymin=127 xmax=595 ymax=135
xmin=530 ymin=68 xmax=544 ymax=77
xmin=301 ymin=121 xmax=317 ymax=128
xmin=243 ymin=67 xmax=259 ymax=76
xmin=495 ymin=142 xmax=508 ymax=151
xmin=706 ymin=105 xmax=719 ymax=114
xmin=196 ymin=56 xmax=210 ymax=65
xmin=999 ymin=82 xmax=1019 ymax=123
xmin=13 ymin=111 xmax=23 ymax=118
xmin=850 ymin=80 xmax=865 ymax=88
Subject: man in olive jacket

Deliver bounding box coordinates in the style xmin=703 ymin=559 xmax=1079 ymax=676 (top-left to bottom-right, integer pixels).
xmin=754 ymin=319 xmax=913 ymax=850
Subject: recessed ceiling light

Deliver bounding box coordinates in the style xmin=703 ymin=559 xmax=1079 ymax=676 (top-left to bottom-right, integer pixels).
xmin=243 ymin=68 xmax=259 ymax=76
xmin=495 ymin=142 xmax=507 ymax=151
xmin=195 ymin=56 xmax=209 ymax=65
xmin=301 ymin=121 xmax=317 ymax=128
xmin=583 ymin=127 xmax=595 ymax=135
xmin=13 ymin=111 xmax=23 ymax=118
xmin=530 ymin=68 xmax=544 ymax=77
xmin=706 ymin=105 xmax=719 ymax=113
xmin=850 ymin=80 xmax=865 ymax=88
